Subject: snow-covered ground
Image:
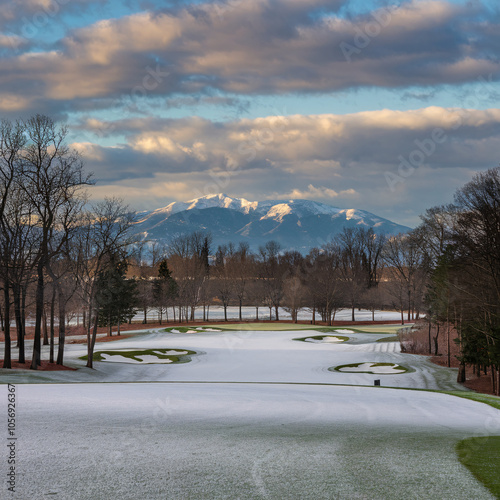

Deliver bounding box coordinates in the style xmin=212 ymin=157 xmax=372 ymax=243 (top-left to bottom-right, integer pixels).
xmin=21 ymin=308 xmax=406 ymax=328
xmin=0 ymin=325 xmax=499 ymax=499
xmin=129 ymin=307 xmax=405 ymax=323
xmin=0 ymin=326 xmax=464 ymax=390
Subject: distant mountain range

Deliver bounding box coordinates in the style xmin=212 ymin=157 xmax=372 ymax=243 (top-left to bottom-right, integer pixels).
xmin=133 ymin=194 xmax=410 ymax=253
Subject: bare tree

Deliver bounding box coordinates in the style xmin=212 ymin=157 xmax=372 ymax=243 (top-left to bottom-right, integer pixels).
xmin=383 ymin=232 xmax=429 ymax=324
xmin=337 ymin=228 xmax=367 ymax=321
xmin=75 ymin=198 xmax=134 ymax=369
xmin=20 ymin=115 xmax=92 ymax=369
xmin=0 ymin=120 xmax=27 ymax=368
xmin=258 ymin=241 xmax=283 ymax=320
xmin=305 ymin=245 xmax=342 ymax=325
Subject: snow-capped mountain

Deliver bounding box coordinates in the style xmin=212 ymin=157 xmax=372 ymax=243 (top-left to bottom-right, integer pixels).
xmin=133 ymin=194 xmax=410 ymax=253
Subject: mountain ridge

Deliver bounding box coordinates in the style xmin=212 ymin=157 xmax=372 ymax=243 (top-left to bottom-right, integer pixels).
xmin=133 ymin=194 xmax=410 ymax=253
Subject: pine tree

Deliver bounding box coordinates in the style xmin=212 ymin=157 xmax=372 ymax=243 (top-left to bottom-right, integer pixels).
xmin=96 ymin=259 xmax=137 ymax=335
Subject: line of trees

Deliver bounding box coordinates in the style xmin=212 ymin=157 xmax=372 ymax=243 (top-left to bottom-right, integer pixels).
xmin=128 ymin=226 xmax=424 ymax=327
xmin=0 ymin=115 xmax=136 ymax=369
xmin=420 ymin=168 xmax=500 ymax=394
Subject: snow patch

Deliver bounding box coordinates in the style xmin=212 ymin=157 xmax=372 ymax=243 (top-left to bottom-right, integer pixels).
xmin=260 ymin=203 xmax=292 ymax=222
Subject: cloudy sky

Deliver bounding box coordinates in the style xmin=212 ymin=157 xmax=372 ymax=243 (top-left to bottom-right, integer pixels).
xmin=2 ymin=0 xmax=500 ymax=226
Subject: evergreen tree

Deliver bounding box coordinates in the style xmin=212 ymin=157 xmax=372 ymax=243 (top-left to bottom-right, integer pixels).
xmin=152 ymin=260 xmax=178 ymax=324
xmin=96 ymin=259 xmax=137 ymax=335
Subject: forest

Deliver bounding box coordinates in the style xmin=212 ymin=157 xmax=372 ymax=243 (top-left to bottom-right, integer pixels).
xmin=0 ymin=116 xmax=499 ymax=395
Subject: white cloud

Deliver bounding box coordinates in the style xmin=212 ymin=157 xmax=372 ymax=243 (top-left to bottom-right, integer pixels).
xmin=0 ymin=0 xmax=498 ymax=111
xmin=271 ymin=185 xmax=359 ymax=200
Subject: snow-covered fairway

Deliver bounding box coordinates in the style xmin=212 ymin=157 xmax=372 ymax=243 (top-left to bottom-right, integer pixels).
xmin=3 ymin=383 xmax=499 ymax=499
xmin=1 ymin=325 xmax=500 ymax=499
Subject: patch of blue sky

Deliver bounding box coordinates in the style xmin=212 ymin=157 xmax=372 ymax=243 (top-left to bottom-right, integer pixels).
xmin=87 ymin=83 xmax=499 ymax=124
xmin=62 ymin=77 xmax=500 ymax=145
xmin=338 ymin=0 xmax=499 ymax=16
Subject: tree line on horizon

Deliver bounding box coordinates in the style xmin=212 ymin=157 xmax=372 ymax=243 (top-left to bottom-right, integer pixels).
xmin=0 ymin=115 xmax=498 ymax=395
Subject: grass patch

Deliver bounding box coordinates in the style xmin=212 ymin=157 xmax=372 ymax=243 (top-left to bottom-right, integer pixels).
xmin=377 ymin=336 xmax=400 ymax=343
xmin=355 ymin=325 xmax=410 ymax=334
xmin=331 ymin=362 xmax=408 ymax=375
xmin=457 ymin=436 xmax=500 ymax=498
xmin=80 ymin=348 xmax=196 ymax=364
xmin=212 ymin=323 xmax=339 ymax=332
xmin=293 ymin=335 xmax=349 ymax=343
xmin=211 ymin=323 xmax=399 ymax=334
xmin=441 ymin=391 xmax=500 ymax=411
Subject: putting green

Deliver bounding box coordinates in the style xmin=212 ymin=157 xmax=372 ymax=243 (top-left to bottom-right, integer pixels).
xmin=332 ymin=362 xmax=408 ymax=375
xmin=208 ymin=322 xmax=404 ymax=334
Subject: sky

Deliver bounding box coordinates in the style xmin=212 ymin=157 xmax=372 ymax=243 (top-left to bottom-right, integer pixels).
xmin=2 ymin=0 xmax=500 ymax=227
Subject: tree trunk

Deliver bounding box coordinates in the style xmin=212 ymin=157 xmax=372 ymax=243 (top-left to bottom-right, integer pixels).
xmin=256 ymin=306 xmax=258 ymax=321
xmin=224 ymin=305 xmax=227 ymax=322
xmin=428 ymin=321 xmax=432 ymax=354
xmin=117 ymin=321 xmax=121 ymax=336
xmin=275 ymin=305 xmax=279 ymax=321
xmin=20 ymin=286 xmax=26 ymax=356
xmin=13 ymin=285 xmax=25 ymax=363
xmin=3 ymin=285 xmax=11 ymax=368
xmin=56 ymin=290 xmax=66 ymax=366
xmin=42 ymin=307 xmax=49 ymax=346
xmin=31 ymin=261 xmax=44 ymax=369
xmin=457 ymin=362 xmax=466 ymax=383
xmin=446 ymin=321 xmax=451 ymax=368
xmin=86 ymin=311 xmax=99 ymax=369
xmin=351 ymin=304 xmax=355 ymax=322
xmin=433 ymin=323 xmax=440 ymax=356
xmin=49 ymin=287 xmax=56 ymax=364
xmin=239 ymin=300 xmax=242 ymax=321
